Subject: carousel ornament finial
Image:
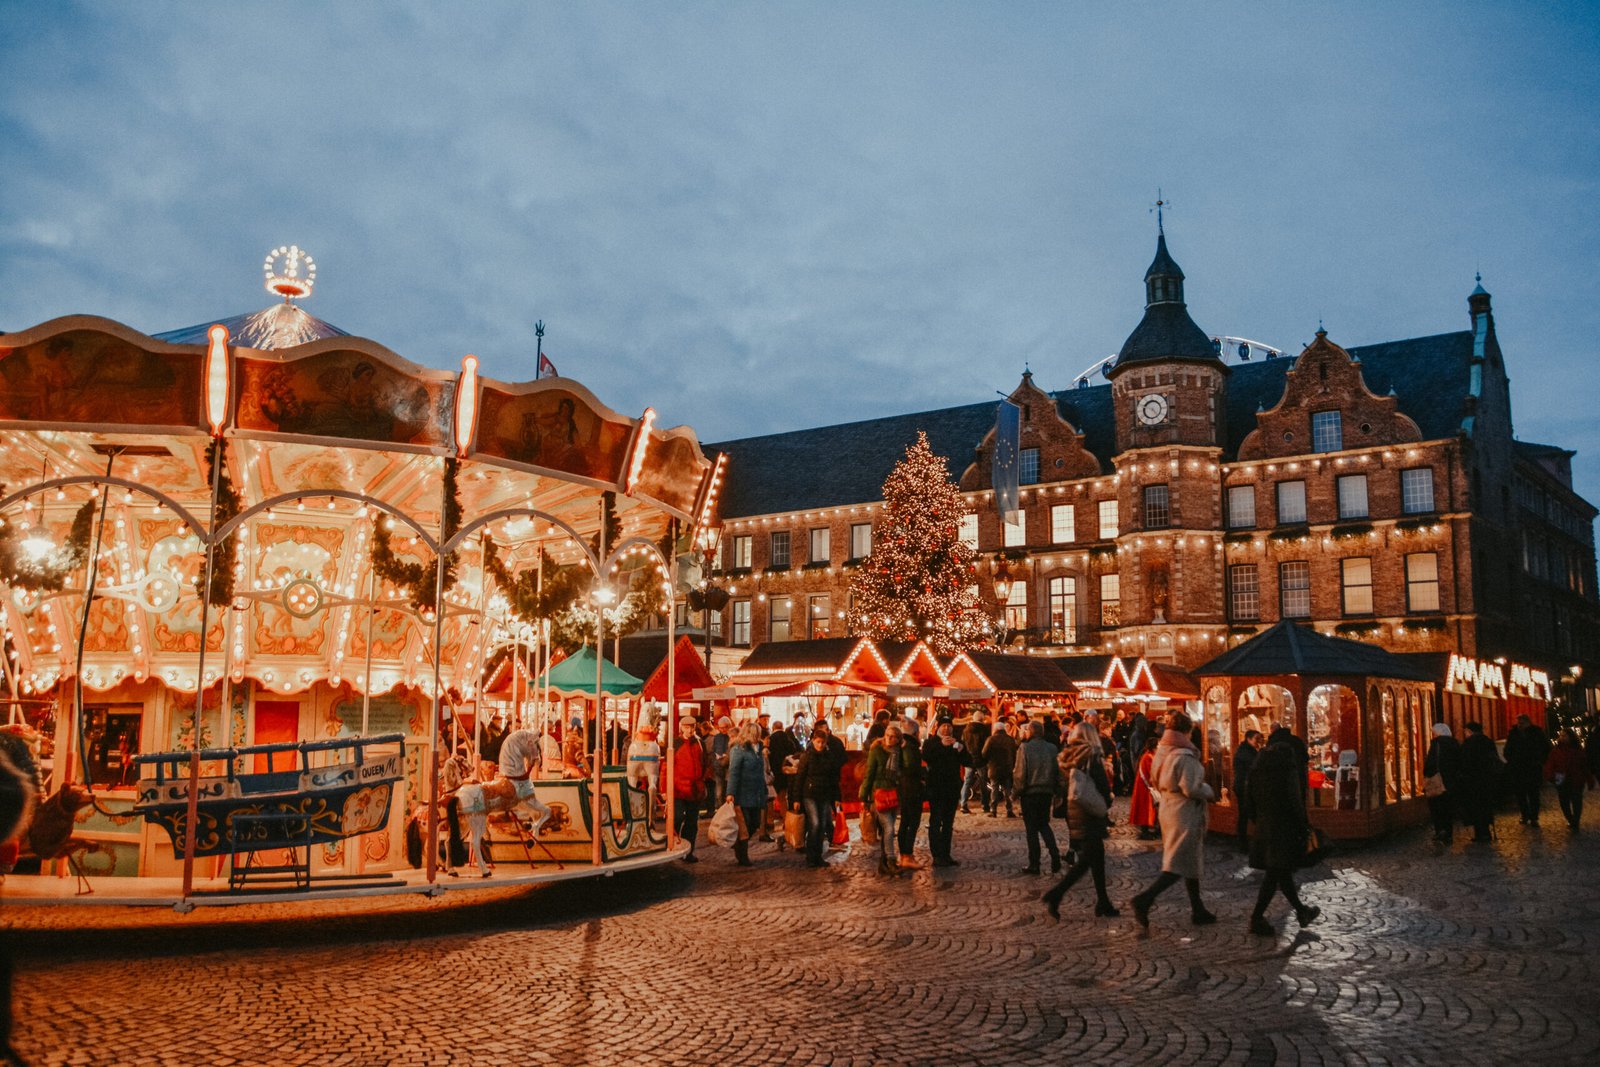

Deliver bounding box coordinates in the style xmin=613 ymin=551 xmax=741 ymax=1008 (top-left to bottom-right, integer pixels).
xmin=263 ymin=244 xmax=317 ymax=302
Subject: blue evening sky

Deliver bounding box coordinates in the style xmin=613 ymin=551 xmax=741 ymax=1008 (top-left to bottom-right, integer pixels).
xmin=2 ymin=2 xmax=1597 ymax=502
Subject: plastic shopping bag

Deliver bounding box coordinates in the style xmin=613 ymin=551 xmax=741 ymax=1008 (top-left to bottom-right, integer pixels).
xmin=708 ymin=799 xmax=740 ymax=848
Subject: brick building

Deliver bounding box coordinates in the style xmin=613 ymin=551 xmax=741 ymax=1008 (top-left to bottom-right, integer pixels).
xmin=693 ymin=231 xmax=1600 ymax=708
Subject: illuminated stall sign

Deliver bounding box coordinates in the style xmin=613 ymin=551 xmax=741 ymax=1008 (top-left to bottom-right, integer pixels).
xmin=1445 ymin=654 xmax=1551 ymax=702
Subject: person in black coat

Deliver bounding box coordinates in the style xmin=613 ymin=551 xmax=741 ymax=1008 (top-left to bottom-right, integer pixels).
xmin=789 ymin=730 xmax=839 ymax=867
xmin=1422 ymin=722 xmax=1464 ymax=843
xmin=810 ymin=719 xmax=847 ymax=846
xmin=1458 ymin=721 xmax=1502 ymax=843
xmin=767 ymin=721 xmax=801 ymax=810
xmin=1246 ymin=732 xmax=1320 ymax=936
xmin=922 ymin=719 xmax=966 ymax=867
xmin=1233 ymin=730 xmax=1262 ymax=851
xmin=1502 ymin=714 xmax=1552 ymax=825
xmin=1042 ymin=722 xmax=1118 ymax=919
xmin=960 ymin=711 xmax=993 ymax=814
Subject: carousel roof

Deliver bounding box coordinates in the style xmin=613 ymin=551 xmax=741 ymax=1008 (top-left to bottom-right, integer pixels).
xmin=1193 ymin=621 xmax=1434 ymax=681
xmin=0 ymin=248 xmax=716 ymax=704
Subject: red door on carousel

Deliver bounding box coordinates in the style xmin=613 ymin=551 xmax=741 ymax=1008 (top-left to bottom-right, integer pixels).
xmin=253 ymin=701 xmax=299 ymax=773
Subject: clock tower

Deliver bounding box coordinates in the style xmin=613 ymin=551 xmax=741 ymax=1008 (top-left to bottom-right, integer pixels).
xmin=1104 ymin=223 xmax=1230 ymax=656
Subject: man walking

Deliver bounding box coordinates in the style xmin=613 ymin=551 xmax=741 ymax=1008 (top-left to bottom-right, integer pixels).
xmin=960 ymin=710 xmax=992 ymax=814
xmin=1233 ymin=729 xmax=1262 ymax=852
xmin=1503 ymin=714 xmax=1551 ymax=825
xmin=1012 ymin=721 xmax=1062 ymax=875
xmin=1459 ymin=721 xmax=1502 ymax=843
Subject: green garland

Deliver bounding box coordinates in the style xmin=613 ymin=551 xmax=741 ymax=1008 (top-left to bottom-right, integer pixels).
xmin=370 ymin=457 xmax=462 ymax=612
xmin=198 ymin=439 xmax=242 ymax=608
xmin=0 ymin=488 xmax=97 ymax=593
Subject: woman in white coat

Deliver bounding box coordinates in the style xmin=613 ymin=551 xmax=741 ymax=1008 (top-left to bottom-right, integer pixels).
xmin=1131 ymin=711 xmax=1217 ymax=928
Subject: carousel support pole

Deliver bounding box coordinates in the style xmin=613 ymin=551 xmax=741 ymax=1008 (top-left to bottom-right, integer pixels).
xmin=182 ymin=438 xmax=225 ymax=902
xmin=591 ymin=503 xmax=607 ymax=867
xmin=424 ymin=544 xmax=447 ymax=886
xmin=68 ymin=453 xmax=117 ymax=789
xmin=361 ymin=559 xmax=376 ymax=735
xmin=665 ymin=591 xmax=677 ymax=849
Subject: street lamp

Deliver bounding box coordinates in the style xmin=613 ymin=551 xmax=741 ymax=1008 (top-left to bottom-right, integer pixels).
xmin=688 ymin=525 xmax=728 ymax=666
xmin=992 ymin=555 xmax=1014 ymax=648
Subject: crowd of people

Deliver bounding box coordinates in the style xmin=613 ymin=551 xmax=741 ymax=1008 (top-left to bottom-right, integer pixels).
xmin=658 ymin=703 xmax=1600 ymax=937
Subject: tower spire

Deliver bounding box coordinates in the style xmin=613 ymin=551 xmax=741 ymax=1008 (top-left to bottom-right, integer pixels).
xmin=1152 ymin=189 xmax=1167 ymax=236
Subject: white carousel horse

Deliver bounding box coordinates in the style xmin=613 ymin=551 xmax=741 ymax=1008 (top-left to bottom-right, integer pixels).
xmin=446 ymin=776 xmax=550 ymax=877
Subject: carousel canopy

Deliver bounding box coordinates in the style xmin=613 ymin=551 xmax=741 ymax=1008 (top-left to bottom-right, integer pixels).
xmin=0 ymin=248 xmax=717 ymax=704
xmin=535 ymin=645 xmax=642 ymax=697
xmin=1193 ymin=621 xmax=1434 ymax=682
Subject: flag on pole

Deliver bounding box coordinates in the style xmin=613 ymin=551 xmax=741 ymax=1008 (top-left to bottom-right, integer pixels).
xmin=538 ymin=352 xmax=558 ymax=379
xmin=993 ymin=399 xmax=1021 ymax=525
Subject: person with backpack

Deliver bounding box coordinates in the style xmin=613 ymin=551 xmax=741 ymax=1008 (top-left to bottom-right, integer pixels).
xmin=1041 ymin=722 xmax=1118 ymax=919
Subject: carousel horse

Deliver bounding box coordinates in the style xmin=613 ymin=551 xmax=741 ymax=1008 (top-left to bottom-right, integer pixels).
xmin=444 ymin=777 xmax=551 ymax=877
xmin=24 ymin=782 xmax=102 ymax=895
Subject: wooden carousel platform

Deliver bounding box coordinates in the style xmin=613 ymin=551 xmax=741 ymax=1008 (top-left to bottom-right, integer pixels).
xmin=0 ymin=840 xmax=688 ymax=910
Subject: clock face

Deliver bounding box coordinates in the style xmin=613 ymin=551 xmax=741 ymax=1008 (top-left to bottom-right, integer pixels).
xmin=1137 ymin=393 xmax=1170 ymax=426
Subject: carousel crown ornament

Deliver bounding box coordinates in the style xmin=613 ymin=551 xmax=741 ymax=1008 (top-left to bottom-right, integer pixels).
xmin=263 ymin=244 xmax=317 ymax=301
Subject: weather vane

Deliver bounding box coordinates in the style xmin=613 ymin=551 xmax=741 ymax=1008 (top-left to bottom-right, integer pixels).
xmin=263 ymin=245 xmax=316 ymax=302
xmin=1151 ymin=189 xmax=1169 ymax=235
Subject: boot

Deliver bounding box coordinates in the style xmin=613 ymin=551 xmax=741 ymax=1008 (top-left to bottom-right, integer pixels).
xmin=734 ymin=840 xmax=752 ymax=867
xmin=1094 ymin=900 xmax=1120 ymax=918
xmin=898 ymin=854 xmax=922 ymax=870
xmin=1249 ymin=914 xmax=1275 ymax=937
xmin=1295 ymin=905 xmax=1321 ymax=927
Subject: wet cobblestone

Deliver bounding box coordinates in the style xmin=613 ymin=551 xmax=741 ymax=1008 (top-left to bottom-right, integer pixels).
xmin=5 ymin=801 xmax=1599 ymax=1065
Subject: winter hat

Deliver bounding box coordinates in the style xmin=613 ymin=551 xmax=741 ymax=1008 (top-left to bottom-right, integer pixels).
xmin=1431 ymin=722 xmax=1452 ymax=737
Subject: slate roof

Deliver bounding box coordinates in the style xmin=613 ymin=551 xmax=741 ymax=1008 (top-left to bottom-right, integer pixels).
xmin=732 ymin=636 xmax=866 ymax=675
xmin=1192 ymin=621 xmax=1434 ymax=681
xmin=707 ymin=331 xmax=1476 ymax=519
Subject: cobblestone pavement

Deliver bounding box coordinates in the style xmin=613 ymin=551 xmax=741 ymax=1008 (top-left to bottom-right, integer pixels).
xmin=6 ymin=797 xmax=1599 ymax=1066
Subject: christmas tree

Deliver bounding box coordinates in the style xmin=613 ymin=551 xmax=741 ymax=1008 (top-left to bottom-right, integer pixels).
xmin=847 ymin=432 xmax=994 ymax=656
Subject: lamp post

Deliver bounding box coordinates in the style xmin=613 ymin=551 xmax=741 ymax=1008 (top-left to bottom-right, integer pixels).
xmin=688 ymin=526 xmax=728 ymax=673
xmin=992 ymin=554 xmax=1013 ymax=649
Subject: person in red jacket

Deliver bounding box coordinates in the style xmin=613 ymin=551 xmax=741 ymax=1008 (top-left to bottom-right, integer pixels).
xmin=673 ymin=718 xmax=708 ymax=862
xmin=1129 ymin=736 xmax=1159 ymax=840
xmin=1544 ymin=728 xmax=1596 ymax=832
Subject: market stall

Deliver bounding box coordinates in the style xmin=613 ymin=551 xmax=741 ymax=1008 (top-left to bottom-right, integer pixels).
xmin=1193 ymin=621 xmax=1436 ymax=841
xmin=942 ymin=650 xmax=1075 ymax=720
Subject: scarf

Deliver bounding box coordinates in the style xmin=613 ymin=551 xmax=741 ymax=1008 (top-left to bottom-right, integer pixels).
xmin=1157 ymin=728 xmax=1195 ymax=752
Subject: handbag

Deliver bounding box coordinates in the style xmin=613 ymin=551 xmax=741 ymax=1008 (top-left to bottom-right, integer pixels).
xmin=707 ymin=800 xmax=740 ymax=848
xmin=1423 ymin=772 xmax=1446 ymax=798
xmin=872 ymin=787 xmax=900 ymax=812
xmin=1300 ymin=826 xmax=1329 ymax=868
xmin=859 ymin=808 xmax=880 ymax=844
xmin=831 ymin=808 xmax=850 ymax=847
xmin=784 ymin=809 xmax=805 ymax=849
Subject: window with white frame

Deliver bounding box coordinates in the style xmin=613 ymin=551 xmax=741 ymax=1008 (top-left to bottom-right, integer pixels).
xmin=1312 ymin=410 xmax=1343 ymax=453
xmin=850 ymin=523 xmax=872 ymax=560
xmin=1143 ymin=484 xmax=1170 ymax=529
xmin=770 ymin=530 xmax=791 ymax=569
xmin=1004 ymin=580 xmax=1028 ymax=633
xmin=1279 ymin=561 xmax=1311 ymax=618
xmin=710 ymin=604 xmax=723 ymax=638
xmin=1337 ymin=474 xmax=1368 ymax=520
xmin=808 ymin=594 xmax=831 ymax=638
xmin=1406 ymin=553 xmax=1440 ymax=612
xmin=1401 ymin=468 xmax=1435 ymax=514
xmin=1276 ymin=480 xmax=1307 ymax=524
xmin=1050 ymin=504 xmax=1075 ymax=543
xmin=1048 ymin=576 xmax=1077 ymax=644
xmin=732 ymin=599 xmax=751 ymax=645
xmin=809 ymin=526 xmax=830 ymax=563
xmin=958 ymin=514 xmax=979 ymax=550
xmin=1228 ymin=564 xmax=1260 ymax=621
xmin=769 ymin=597 xmax=792 ymax=641
xmin=1019 ymin=448 xmax=1040 ymax=485
xmin=1227 ymin=485 xmax=1256 ymax=529
xmin=730 ymin=534 xmax=752 ymax=569
xmin=1098 ymin=499 xmax=1118 ymax=539
xmin=1341 ymin=557 xmax=1373 ymax=615
xmin=1099 ymin=573 xmax=1120 ymax=627
xmin=1003 ymin=512 xmax=1025 ymax=547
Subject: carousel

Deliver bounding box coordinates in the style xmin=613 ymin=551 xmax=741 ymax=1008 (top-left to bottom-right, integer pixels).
xmin=0 ymin=247 xmax=721 ymax=907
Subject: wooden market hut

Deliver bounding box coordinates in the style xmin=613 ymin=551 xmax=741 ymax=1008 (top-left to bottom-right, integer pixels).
xmin=615 ymin=632 xmax=716 ymax=724
xmin=1192 ymin=620 xmax=1437 ymax=841
xmin=943 ymin=651 xmax=1077 ymax=720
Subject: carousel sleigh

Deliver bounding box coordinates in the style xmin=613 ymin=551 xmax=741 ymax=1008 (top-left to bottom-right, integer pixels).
xmin=133 ymin=733 xmax=405 ymax=889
